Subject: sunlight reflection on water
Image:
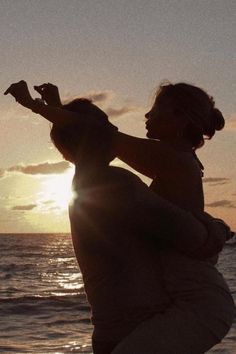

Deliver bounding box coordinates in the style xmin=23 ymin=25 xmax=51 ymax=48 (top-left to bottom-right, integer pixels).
xmin=0 ymin=235 xmax=235 ymax=353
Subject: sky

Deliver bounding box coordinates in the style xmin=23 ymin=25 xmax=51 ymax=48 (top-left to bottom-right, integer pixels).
xmin=0 ymin=0 xmax=236 ymax=233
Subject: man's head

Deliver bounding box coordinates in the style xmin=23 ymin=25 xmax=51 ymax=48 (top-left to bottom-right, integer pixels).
xmin=50 ymin=98 xmax=117 ymax=165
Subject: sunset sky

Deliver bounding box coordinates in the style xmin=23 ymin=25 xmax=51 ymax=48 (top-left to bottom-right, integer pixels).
xmin=1 ymin=0 xmax=236 ymax=233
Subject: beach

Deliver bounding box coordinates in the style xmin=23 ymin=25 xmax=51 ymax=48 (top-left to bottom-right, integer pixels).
xmin=0 ymin=234 xmax=235 ymax=353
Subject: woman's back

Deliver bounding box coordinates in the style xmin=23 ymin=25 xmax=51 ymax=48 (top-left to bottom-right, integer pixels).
xmin=149 ymin=144 xmax=204 ymax=213
xmin=149 ymin=143 xmax=234 ymax=341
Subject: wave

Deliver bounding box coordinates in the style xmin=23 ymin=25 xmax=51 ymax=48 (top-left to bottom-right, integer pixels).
xmin=0 ymin=293 xmax=90 ymax=315
xmin=0 ymin=292 xmax=87 ymax=303
xmin=226 ymin=236 xmax=236 ymax=246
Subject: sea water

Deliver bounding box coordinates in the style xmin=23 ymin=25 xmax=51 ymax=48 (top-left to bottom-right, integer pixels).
xmin=0 ymin=234 xmax=235 ymax=353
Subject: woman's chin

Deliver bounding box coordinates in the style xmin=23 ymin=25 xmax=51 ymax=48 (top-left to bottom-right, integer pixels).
xmin=146 ymin=131 xmax=159 ymax=139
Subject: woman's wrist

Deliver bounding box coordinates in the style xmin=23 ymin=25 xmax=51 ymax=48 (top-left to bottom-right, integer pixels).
xmin=47 ymin=99 xmax=62 ymax=107
xmin=30 ymin=99 xmax=46 ymax=114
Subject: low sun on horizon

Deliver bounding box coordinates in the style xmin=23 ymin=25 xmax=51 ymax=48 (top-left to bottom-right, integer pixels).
xmin=39 ymin=168 xmax=75 ymax=211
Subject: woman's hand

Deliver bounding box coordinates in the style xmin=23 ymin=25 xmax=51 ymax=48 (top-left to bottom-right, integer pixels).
xmin=4 ymin=80 xmax=34 ymax=109
xmin=34 ymin=83 xmax=62 ymax=107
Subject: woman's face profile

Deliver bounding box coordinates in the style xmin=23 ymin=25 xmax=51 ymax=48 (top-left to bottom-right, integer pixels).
xmin=145 ymin=96 xmax=176 ymax=140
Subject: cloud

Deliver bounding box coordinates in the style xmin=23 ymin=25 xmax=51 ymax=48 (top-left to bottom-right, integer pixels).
xmin=203 ymin=177 xmax=230 ymax=185
xmin=205 ymin=199 xmax=236 ymax=208
xmin=7 ymin=161 xmax=70 ymax=176
xmin=42 ymin=200 xmax=55 ymax=205
xmin=225 ymin=116 xmax=236 ymax=130
xmin=12 ymin=204 xmax=37 ymax=211
xmin=86 ymin=90 xmax=114 ymax=103
xmin=62 ymin=90 xmax=138 ymax=118
xmin=0 ymin=169 xmax=5 ymax=178
xmin=63 ymin=90 xmax=114 ymax=105
xmin=48 ymin=205 xmax=61 ymax=211
xmin=105 ymin=105 xmax=137 ymax=118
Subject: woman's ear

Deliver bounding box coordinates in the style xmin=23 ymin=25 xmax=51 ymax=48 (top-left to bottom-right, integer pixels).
xmin=174 ymin=108 xmax=189 ymax=129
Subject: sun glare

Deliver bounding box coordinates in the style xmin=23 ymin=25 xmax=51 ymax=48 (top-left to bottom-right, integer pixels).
xmin=40 ymin=168 xmax=75 ymax=211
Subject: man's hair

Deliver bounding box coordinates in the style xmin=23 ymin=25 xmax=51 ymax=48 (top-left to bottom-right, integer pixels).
xmin=50 ymin=98 xmax=116 ymax=163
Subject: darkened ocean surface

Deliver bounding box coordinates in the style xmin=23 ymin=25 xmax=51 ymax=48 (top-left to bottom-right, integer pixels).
xmin=0 ymin=234 xmax=235 ymax=353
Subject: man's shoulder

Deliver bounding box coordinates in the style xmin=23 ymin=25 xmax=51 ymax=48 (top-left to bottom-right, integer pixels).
xmin=107 ymin=166 xmax=142 ymax=184
xmin=72 ymin=166 xmax=143 ymax=210
xmin=108 ymin=166 xmax=149 ymax=193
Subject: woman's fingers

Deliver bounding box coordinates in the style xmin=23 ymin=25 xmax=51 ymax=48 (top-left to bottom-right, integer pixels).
xmin=4 ymin=80 xmax=27 ymax=96
xmin=34 ymin=83 xmax=54 ymax=91
xmin=34 ymin=84 xmax=50 ymax=101
xmin=4 ymin=84 xmax=18 ymax=99
xmin=34 ymin=83 xmax=48 ymax=92
xmin=4 ymin=85 xmax=12 ymax=95
xmin=33 ymin=83 xmax=61 ymax=106
xmin=34 ymin=85 xmax=43 ymax=94
xmin=34 ymin=83 xmax=55 ymax=96
xmin=3 ymin=80 xmax=33 ymax=108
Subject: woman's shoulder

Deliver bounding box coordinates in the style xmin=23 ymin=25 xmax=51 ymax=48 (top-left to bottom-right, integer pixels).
xmin=153 ymin=140 xmax=201 ymax=178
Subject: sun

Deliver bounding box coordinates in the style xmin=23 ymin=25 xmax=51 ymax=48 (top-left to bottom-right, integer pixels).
xmin=40 ymin=168 xmax=75 ymax=211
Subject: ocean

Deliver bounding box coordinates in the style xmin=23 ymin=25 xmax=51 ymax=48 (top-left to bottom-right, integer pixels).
xmin=0 ymin=234 xmax=235 ymax=353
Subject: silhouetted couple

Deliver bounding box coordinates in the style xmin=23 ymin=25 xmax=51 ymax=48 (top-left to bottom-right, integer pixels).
xmin=5 ymin=81 xmax=235 ymax=354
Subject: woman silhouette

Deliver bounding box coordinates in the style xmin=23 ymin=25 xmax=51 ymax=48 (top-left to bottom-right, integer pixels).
xmin=110 ymin=82 xmax=235 ymax=353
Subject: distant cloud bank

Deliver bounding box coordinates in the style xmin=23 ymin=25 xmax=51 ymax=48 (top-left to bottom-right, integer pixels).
xmin=87 ymin=90 xmax=114 ymax=103
xmin=1 ymin=161 xmax=71 ymax=178
xmin=225 ymin=116 xmax=236 ymax=130
xmin=203 ymin=177 xmax=230 ymax=186
xmin=206 ymin=199 xmax=236 ymax=208
xmin=12 ymin=204 xmax=37 ymax=211
xmin=63 ymin=90 xmax=114 ymax=104
xmin=63 ymin=89 xmax=139 ymax=118
xmin=11 ymin=199 xmax=62 ymax=213
xmin=106 ymin=105 xmax=137 ymax=118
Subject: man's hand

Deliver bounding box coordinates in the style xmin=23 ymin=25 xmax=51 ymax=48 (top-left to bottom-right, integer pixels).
xmin=34 ymin=83 xmax=62 ymax=107
xmin=192 ymin=212 xmax=232 ymax=259
xmin=4 ymin=80 xmax=34 ymax=109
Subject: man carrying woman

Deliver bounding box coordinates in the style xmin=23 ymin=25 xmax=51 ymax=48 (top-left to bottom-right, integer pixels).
xmin=5 ymin=81 xmax=234 ymax=353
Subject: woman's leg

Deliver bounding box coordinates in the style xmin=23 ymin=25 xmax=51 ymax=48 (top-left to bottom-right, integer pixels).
xmin=92 ymin=339 xmax=120 ymax=354
xmin=111 ymin=306 xmax=224 ymax=354
xmin=134 ymin=181 xmax=230 ymax=259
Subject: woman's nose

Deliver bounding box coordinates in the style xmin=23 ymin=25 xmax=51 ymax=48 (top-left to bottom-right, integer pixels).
xmin=145 ymin=112 xmax=150 ymax=120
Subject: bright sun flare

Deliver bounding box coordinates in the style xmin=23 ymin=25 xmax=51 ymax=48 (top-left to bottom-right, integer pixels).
xmin=40 ymin=168 xmax=75 ymax=211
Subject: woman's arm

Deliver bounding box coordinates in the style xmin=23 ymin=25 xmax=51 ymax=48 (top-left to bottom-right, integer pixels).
xmin=113 ymin=132 xmax=181 ymax=179
xmin=4 ymin=80 xmax=80 ymax=126
xmin=4 ymin=81 xmax=180 ymax=178
xmin=31 ymin=100 xmax=79 ymax=125
xmin=34 ymin=83 xmax=161 ymax=178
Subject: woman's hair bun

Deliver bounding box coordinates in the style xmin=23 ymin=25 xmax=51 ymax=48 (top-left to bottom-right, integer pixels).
xmin=212 ymin=108 xmax=225 ymax=131
xmin=203 ymin=108 xmax=225 ymax=138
